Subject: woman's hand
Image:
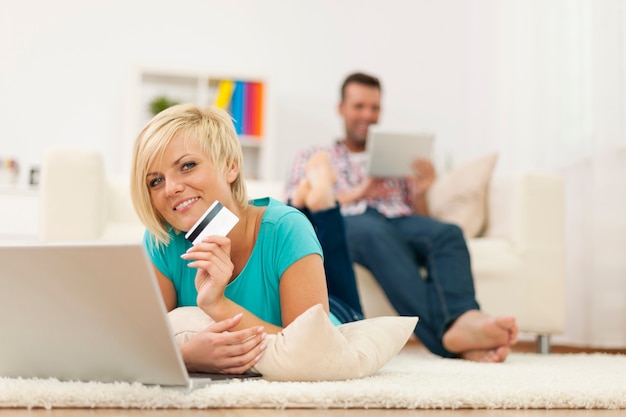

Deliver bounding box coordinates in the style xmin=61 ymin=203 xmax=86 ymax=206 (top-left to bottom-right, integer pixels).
xmin=181 ymin=235 xmax=234 ymax=314
xmin=180 ymin=313 xmax=267 ymax=374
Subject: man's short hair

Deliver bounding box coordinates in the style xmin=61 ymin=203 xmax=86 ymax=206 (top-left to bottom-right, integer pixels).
xmin=340 ymin=72 xmax=381 ymax=101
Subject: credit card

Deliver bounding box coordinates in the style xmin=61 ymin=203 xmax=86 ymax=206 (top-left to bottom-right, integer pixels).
xmin=184 ymin=201 xmax=239 ymax=245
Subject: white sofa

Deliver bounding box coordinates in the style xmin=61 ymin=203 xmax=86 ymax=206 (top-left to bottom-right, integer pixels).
xmin=39 ymin=148 xmax=566 ymax=353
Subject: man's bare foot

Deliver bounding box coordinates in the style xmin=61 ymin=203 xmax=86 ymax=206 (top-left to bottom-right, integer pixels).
xmin=442 ymin=310 xmax=519 ymax=361
xmin=460 ymin=345 xmax=511 ymax=363
xmin=303 ymin=151 xmax=337 ymax=212
xmin=291 ymin=179 xmax=310 ymax=208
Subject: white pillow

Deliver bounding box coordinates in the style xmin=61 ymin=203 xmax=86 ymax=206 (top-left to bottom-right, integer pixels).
xmin=168 ymin=306 xmax=214 ymax=345
xmin=167 ymin=305 xmax=418 ymax=382
xmin=427 ymin=152 xmax=498 ymax=238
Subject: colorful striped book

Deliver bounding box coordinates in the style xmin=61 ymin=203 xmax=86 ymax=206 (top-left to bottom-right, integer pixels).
xmin=230 ymin=80 xmax=246 ymax=135
xmin=218 ymin=79 xmax=264 ymax=137
xmin=214 ymin=79 xmax=235 ymax=109
xmin=250 ymin=82 xmax=264 ymax=136
xmin=244 ymin=82 xmax=255 ymax=136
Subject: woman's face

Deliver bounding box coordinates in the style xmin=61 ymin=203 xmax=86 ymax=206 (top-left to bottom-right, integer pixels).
xmin=146 ymin=135 xmax=234 ymax=232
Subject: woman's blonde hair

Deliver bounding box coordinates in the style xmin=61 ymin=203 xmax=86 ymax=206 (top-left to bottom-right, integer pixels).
xmin=130 ymin=104 xmax=247 ymax=245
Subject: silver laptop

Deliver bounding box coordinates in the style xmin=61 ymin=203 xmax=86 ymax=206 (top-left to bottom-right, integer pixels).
xmin=366 ymin=130 xmax=435 ymax=177
xmin=0 ymin=242 xmax=260 ymax=389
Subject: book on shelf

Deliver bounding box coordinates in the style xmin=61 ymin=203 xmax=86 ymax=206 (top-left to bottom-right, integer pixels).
xmin=246 ymin=82 xmax=263 ymax=137
xmin=230 ymin=80 xmax=246 ymax=135
xmin=214 ymin=80 xmax=235 ymax=109
xmin=214 ymin=79 xmax=264 ymax=138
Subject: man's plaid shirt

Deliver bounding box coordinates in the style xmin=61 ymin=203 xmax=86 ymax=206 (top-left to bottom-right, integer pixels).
xmin=285 ymin=141 xmax=416 ymax=218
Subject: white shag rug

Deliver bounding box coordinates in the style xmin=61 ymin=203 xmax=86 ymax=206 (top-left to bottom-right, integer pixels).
xmin=2 ymin=352 xmax=626 ymax=410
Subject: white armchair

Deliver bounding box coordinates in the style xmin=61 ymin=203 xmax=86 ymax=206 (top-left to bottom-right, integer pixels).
xmin=39 ymin=148 xmax=566 ymax=353
xmin=39 ymin=148 xmax=144 ymax=242
xmin=354 ymin=173 xmax=566 ymax=354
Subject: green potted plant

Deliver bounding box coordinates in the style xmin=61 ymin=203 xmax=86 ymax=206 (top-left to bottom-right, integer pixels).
xmin=149 ymin=95 xmax=180 ymax=115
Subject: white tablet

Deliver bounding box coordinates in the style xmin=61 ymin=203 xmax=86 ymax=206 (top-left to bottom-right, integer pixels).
xmin=366 ymin=131 xmax=435 ymax=177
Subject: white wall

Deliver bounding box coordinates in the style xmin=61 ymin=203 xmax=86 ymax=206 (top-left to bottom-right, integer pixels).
xmin=2 ymin=0 xmax=625 ymax=347
xmin=1 ymin=0 xmax=495 ymax=181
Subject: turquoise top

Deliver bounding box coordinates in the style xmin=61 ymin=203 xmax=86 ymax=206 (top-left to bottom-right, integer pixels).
xmin=144 ymin=197 xmax=339 ymax=326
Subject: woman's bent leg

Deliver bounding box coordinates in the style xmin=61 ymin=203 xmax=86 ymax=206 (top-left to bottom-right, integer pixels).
xmin=294 ymin=203 xmax=364 ymax=317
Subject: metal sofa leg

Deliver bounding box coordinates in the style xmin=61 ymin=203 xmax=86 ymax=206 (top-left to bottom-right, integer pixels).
xmin=536 ymin=334 xmax=551 ymax=354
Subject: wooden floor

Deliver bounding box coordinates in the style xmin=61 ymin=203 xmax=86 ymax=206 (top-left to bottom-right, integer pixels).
xmin=512 ymin=340 xmax=626 ymax=355
xmin=1 ymin=341 xmax=624 ymax=417
xmin=1 ymin=406 xmax=624 ymax=416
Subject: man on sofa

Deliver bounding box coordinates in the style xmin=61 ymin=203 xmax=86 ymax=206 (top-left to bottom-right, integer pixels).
xmin=286 ymin=71 xmax=519 ymax=362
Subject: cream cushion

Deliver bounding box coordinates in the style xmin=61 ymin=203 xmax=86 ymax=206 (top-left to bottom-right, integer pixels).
xmin=427 ymin=152 xmax=498 ymax=237
xmin=168 ymin=304 xmax=417 ymax=382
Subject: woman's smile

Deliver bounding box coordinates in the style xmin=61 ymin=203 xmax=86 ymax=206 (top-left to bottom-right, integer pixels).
xmin=173 ymin=196 xmax=200 ymax=211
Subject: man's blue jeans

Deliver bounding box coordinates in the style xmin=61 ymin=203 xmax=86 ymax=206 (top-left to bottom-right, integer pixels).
xmin=343 ymin=208 xmax=480 ymax=357
xmin=293 ymin=203 xmax=364 ymax=323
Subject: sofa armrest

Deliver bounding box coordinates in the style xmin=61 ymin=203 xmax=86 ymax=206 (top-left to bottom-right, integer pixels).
xmin=39 ymin=148 xmax=106 ymax=241
xmin=474 ymin=172 xmax=566 ymax=333
xmin=246 ymin=179 xmax=285 ymax=200
xmin=483 ymin=172 xmax=565 ymax=251
xmin=106 ymin=176 xmax=140 ymax=223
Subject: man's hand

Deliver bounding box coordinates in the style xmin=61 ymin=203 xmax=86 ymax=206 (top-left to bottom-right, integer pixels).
xmin=356 ymin=177 xmax=394 ymax=199
xmin=407 ymin=158 xmax=436 ymax=196
xmin=337 ymin=177 xmax=393 ymax=206
xmin=406 ymin=158 xmax=436 ymax=216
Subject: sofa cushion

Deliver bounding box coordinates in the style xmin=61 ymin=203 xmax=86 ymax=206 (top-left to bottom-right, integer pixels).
xmin=427 ymin=152 xmax=498 ymax=237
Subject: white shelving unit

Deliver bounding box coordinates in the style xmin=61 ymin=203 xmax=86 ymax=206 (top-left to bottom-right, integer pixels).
xmin=0 ymin=186 xmax=39 ymax=242
xmin=129 ymin=68 xmax=271 ymax=180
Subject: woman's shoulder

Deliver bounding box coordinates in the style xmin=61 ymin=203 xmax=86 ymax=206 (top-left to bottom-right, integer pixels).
xmin=250 ymin=197 xmax=307 ymax=226
xmin=250 ymin=197 xmax=295 ymax=213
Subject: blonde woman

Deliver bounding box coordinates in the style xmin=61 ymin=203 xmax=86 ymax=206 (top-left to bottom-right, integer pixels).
xmin=130 ymin=104 xmax=357 ymax=374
